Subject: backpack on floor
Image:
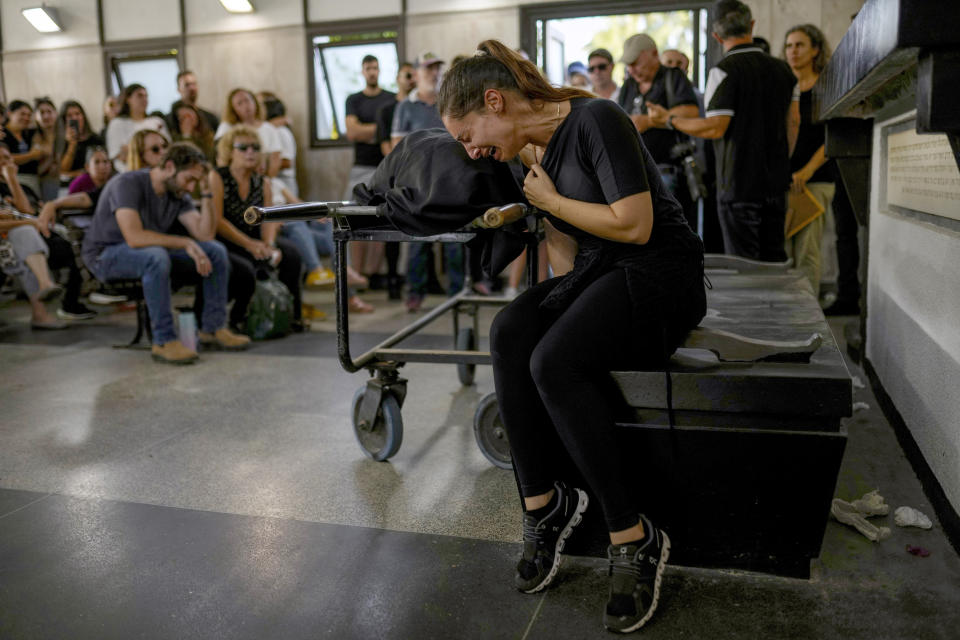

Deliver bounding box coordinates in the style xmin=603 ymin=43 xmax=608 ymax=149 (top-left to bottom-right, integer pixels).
xmin=244 ymin=272 xmax=293 ymax=340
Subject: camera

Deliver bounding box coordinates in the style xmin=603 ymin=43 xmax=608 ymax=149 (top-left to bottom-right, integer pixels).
xmin=68 ymin=118 xmax=79 ymax=132
xmin=669 ymin=140 xmax=708 ymax=202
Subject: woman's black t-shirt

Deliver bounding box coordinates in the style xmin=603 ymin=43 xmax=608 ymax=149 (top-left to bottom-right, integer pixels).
xmin=2 ymin=127 xmax=39 ymax=176
xmin=536 ymin=97 xmax=702 ymax=311
xmin=790 ymin=89 xmax=834 ymax=184
xmin=63 ymin=133 xmax=106 ymax=173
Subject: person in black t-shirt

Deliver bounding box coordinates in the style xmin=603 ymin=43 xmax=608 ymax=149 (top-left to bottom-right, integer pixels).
xmin=648 ymin=0 xmax=800 ymax=262
xmin=344 ymin=55 xmax=396 ymax=292
xmin=438 ymin=39 xmax=704 ymax=634
xmin=784 ymin=24 xmax=835 ymax=300
xmin=616 ymin=33 xmax=700 ymax=231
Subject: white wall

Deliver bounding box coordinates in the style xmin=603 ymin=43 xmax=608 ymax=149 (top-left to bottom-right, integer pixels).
xmin=1 ymin=0 xmax=99 ymax=52
xmin=185 ymin=0 xmax=301 ymax=35
xmin=102 ymin=0 xmax=180 ymax=41
xmin=866 ymin=111 xmax=960 ymax=514
xmin=308 ymin=0 xmax=400 ymax=23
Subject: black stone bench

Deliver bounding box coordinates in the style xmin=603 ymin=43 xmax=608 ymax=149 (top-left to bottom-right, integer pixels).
xmin=561 ymin=267 xmax=851 ymax=578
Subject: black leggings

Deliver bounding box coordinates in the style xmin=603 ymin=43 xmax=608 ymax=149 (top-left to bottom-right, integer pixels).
xmin=45 ymin=234 xmax=82 ymax=310
xmin=491 ymin=266 xmax=701 ymax=532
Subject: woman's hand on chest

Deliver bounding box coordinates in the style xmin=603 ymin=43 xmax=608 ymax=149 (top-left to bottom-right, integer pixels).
xmin=523 ymin=163 xmax=561 ymax=213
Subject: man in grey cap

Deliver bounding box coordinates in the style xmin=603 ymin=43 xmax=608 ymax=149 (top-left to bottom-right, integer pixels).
xmin=617 ymin=33 xmax=701 ymax=231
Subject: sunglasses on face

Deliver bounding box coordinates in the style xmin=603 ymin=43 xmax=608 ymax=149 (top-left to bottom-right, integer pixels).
xmin=234 ymin=143 xmax=261 ymax=152
xmin=402 ymin=72 xmax=413 ymax=80
xmin=148 ymin=144 xmax=167 ymax=154
xmin=588 ymin=63 xmax=610 ymax=72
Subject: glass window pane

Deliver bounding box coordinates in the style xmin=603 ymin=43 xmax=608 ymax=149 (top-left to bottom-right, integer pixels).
xmin=115 ymin=58 xmax=181 ymax=115
xmin=318 ymin=41 xmax=398 ymax=142
xmin=314 ymin=47 xmax=336 ymax=139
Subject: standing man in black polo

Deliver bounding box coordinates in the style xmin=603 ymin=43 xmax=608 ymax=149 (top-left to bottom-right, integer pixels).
xmin=344 ymin=54 xmax=396 ymax=283
xmin=617 ymin=33 xmax=701 ymax=231
xmin=648 ymin=0 xmax=799 ymax=262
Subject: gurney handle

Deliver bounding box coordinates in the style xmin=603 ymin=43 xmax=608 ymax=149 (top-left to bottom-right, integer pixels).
xmin=476 ymin=203 xmax=529 ymax=229
xmin=243 ymin=202 xmax=380 ymax=225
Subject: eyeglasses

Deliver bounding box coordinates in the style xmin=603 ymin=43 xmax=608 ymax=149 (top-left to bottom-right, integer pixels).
xmin=148 ymin=145 xmax=167 ymax=154
xmin=588 ymin=63 xmax=610 ymax=72
xmin=234 ymin=143 xmax=261 ymax=152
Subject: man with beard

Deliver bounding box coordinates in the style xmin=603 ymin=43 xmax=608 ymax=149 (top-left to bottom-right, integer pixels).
xmin=82 ymin=142 xmax=249 ymax=364
xmin=344 ymin=55 xmax=396 ymax=198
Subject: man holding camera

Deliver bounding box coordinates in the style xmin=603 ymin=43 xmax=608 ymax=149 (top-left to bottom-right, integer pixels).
xmin=617 ymin=33 xmax=702 ymax=232
xmin=647 ymin=0 xmax=799 ymax=262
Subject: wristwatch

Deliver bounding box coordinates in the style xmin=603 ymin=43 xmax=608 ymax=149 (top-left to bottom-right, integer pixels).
xmin=666 ymin=114 xmax=676 ymax=130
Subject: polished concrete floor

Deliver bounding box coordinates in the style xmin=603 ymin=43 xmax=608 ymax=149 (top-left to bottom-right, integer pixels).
xmin=1 ymin=287 xmax=959 ymax=639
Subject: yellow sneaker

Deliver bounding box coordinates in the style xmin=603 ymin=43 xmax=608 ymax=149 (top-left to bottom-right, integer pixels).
xmin=198 ymin=327 xmax=252 ymax=351
xmin=305 ymin=267 xmax=336 ymax=289
xmin=302 ymin=303 xmax=327 ymax=321
xmin=151 ymin=340 xmax=199 ymax=364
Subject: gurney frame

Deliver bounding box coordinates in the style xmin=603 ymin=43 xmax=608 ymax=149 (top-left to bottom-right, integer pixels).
xmin=244 ymin=201 xmax=537 ymax=466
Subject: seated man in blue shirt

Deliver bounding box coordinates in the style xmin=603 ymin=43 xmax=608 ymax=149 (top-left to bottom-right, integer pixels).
xmin=81 ymin=142 xmax=250 ymax=364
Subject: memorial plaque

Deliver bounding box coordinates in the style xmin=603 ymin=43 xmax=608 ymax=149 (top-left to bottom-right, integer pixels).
xmin=886 ymin=127 xmax=960 ymax=220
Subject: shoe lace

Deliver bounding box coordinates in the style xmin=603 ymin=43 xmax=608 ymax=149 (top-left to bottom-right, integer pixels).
xmin=609 ymin=550 xmax=646 ymax=581
xmin=522 ymin=516 xmax=546 ymax=548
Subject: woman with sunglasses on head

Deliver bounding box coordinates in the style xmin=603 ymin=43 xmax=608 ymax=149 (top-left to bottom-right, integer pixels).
xmin=105 ymin=84 xmax=168 ymax=172
xmin=126 ymin=129 xmax=169 ymax=172
xmin=59 ymin=100 xmax=105 ymax=182
xmin=437 ymin=40 xmax=705 ymax=633
xmin=207 ymin=126 xmax=304 ymax=332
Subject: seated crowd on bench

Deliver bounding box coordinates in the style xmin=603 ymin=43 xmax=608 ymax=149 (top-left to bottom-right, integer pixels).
xmin=0 ymin=79 xmax=378 ymax=363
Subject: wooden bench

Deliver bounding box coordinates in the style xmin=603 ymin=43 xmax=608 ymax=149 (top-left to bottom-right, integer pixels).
xmin=560 ymin=265 xmax=851 ymax=578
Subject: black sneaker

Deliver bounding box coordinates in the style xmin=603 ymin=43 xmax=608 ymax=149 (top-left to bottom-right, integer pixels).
xmin=603 ymin=515 xmax=671 ymax=633
xmin=57 ymin=305 xmax=98 ymax=320
xmin=515 ymin=481 xmax=589 ymax=593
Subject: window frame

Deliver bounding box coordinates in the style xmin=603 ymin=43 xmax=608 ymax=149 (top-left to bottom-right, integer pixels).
xmin=305 ymin=16 xmax=404 ymax=148
xmin=519 ymin=0 xmax=719 ymax=92
xmin=102 ymin=37 xmax=184 ymax=100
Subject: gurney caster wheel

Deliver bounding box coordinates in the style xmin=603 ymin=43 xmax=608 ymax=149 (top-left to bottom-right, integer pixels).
xmin=352 ymin=387 xmax=403 ymax=461
xmin=473 ymin=393 xmax=512 ymax=469
xmin=456 ymin=327 xmax=477 ymax=386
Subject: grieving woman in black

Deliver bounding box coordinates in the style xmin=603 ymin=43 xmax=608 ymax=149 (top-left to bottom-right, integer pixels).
xmin=438 ymin=40 xmax=705 ymax=633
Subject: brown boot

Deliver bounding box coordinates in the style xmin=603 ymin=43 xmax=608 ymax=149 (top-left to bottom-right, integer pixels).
xmin=198 ymin=327 xmax=252 ymax=351
xmin=151 ymin=340 xmax=199 ymax=364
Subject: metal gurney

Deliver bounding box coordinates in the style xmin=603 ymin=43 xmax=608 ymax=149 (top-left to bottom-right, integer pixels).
xmin=243 ymin=200 xmax=537 ymax=467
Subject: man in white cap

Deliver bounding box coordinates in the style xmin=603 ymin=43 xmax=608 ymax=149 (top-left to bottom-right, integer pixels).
xmin=617 ymin=33 xmax=701 ymax=231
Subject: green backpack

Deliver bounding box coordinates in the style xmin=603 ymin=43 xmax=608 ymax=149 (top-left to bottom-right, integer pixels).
xmin=244 ymin=275 xmax=294 ymax=340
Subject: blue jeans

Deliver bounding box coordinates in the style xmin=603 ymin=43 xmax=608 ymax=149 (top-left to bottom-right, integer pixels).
xmin=90 ymin=241 xmax=230 ymax=345
xmin=407 ymin=242 xmax=464 ymax=296
xmin=280 ymin=220 xmax=334 ymax=272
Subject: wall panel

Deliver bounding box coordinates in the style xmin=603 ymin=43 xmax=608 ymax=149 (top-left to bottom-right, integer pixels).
xmin=185 ymin=0 xmax=301 ymax=35
xmin=1 ymin=0 xmax=99 ymax=52
xmin=405 ymin=8 xmax=519 ymax=65
xmin=307 ymin=0 xmax=400 ymax=23
xmin=2 ymin=46 xmax=104 ymax=129
xmin=102 ymin=0 xmax=180 ymax=42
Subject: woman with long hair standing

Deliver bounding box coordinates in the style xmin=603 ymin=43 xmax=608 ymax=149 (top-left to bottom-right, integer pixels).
xmin=105 ymin=84 xmax=168 ymax=172
xmin=437 ymin=40 xmax=705 ymax=633
xmin=783 ymin=24 xmax=833 ymax=299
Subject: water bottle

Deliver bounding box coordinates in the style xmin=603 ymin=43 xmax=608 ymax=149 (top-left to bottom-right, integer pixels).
xmin=177 ymin=307 xmax=197 ymax=352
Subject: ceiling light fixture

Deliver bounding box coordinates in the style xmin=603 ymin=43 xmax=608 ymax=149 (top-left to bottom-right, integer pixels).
xmin=219 ymin=0 xmax=255 ymax=13
xmin=22 ymin=5 xmax=63 ymax=33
